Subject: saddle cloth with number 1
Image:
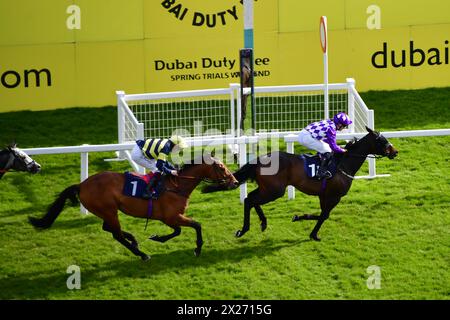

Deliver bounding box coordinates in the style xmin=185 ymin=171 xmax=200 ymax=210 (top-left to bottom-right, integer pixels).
xmin=300 ymin=154 xmax=337 ymax=179
xmin=123 ymin=171 xmax=157 ymax=198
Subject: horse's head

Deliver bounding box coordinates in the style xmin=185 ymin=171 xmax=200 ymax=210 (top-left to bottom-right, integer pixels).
xmin=365 ymin=126 xmax=398 ymax=159
xmin=2 ymin=144 xmax=41 ymax=175
xmin=203 ymin=153 xmax=239 ymax=189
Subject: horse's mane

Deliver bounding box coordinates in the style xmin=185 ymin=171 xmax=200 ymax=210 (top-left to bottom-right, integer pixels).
xmin=344 ymin=137 xmax=359 ymax=150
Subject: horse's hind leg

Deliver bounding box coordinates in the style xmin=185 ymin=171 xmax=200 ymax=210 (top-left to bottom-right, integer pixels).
xmin=123 ymin=232 xmax=138 ymax=248
xmin=149 ymin=226 xmax=181 ymax=242
xmin=102 ymin=220 xmax=150 ymax=261
xmin=254 ymin=205 xmax=267 ymax=232
xmin=103 ymin=223 xmax=139 ymax=248
xmin=292 ymin=214 xmax=320 ymax=222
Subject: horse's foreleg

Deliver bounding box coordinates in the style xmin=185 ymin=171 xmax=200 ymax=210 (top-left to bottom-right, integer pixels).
xmin=149 ymin=226 xmax=181 ymax=242
xmin=309 ymin=196 xmax=341 ymax=241
xmin=190 ymin=221 xmax=203 ymax=257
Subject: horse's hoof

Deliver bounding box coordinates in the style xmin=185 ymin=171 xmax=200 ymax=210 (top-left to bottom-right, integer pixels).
xmin=141 ymin=254 xmax=151 ymax=262
xmin=310 ymin=234 xmax=321 ymax=241
xmin=292 ymin=215 xmax=300 ymax=222
xmin=235 ymin=230 xmax=244 ymax=238
xmin=194 ymin=248 xmax=201 ymax=257
xmin=261 ymin=223 xmax=267 ymax=232
xmin=149 ymin=235 xmax=159 ymax=241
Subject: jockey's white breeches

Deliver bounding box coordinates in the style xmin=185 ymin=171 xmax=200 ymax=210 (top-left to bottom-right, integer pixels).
xmin=131 ymin=144 xmax=159 ymax=172
xmin=298 ymin=129 xmax=332 ymax=154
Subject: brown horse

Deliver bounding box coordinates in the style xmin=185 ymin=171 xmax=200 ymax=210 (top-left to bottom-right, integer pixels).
xmin=203 ymin=127 xmax=398 ymax=241
xmin=29 ymin=154 xmax=238 ymax=261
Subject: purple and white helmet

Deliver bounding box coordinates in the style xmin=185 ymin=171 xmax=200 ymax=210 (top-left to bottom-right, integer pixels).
xmin=333 ymin=112 xmax=353 ymax=127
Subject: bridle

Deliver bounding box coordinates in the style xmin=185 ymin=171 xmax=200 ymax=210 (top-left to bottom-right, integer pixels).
xmin=170 ymin=161 xmax=231 ymax=186
xmin=344 ymin=135 xmax=394 ymax=159
xmin=338 ymin=135 xmax=394 ymax=179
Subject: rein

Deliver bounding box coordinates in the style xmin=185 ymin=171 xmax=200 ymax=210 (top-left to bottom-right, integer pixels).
xmin=167 ymin=163 xmax=229 ymax=195
xmin=345 ymin=153 xmax=384 ymax=159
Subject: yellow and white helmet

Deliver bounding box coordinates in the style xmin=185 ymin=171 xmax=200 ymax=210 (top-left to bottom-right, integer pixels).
xmin=169 ymin=135 xmax=188 ymax=149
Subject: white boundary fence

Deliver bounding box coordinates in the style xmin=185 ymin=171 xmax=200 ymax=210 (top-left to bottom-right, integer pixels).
xmin=23 ymin=128 xmax=450 ymax=213
xmin=117 ymin=78 xmax=388 ymax=177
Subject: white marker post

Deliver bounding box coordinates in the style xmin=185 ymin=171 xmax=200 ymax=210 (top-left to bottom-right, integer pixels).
xmin=320 ymin=16 xmax=329 ymax=119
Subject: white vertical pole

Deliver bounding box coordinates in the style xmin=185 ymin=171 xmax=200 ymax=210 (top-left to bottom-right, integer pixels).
xmin=116 ymin=91 xmax=125 ymax=144
xmin=230 ymin=83 xmax=240 ymax=155
xmin=243 ymin=0 xmax=254 ymax=49
xmin=367 ymin=110 xmax=376 ymax=178
xmin=286 ymin=141 xmax=295 ymax=200
xmin=238 ymin=137 xmax=247 ymax=204
xmin=80 ymin=148 xmax=89 ymax=214
xmin=116 ymin=90 xmax=126 ymax=160
xmin=320 ymin=16 xmax=329 ymax=119
xmin=347 ymin=78 xmax=356 ymax=133
xmin=229 ymin=84 xmax=236 ymax=136
xmin=234 ymin=83 xmax=242 ymax=136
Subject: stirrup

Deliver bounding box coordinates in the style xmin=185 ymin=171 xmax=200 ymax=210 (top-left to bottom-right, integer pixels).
xmin=317 ymin=170 xmax=332 ymax=180
xmin=141 ymin=192 xmax=152 ymax=200
xmin=150 ymin=192 xmax=158 ymax=200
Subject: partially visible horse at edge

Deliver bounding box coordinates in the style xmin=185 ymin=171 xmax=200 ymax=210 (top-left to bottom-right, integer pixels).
xmin=0 ymin=143 xmax=41 ymax=179
xmin=203 ymin=127 xmax=398 ymax=241
xmin=29 ymin=154 xmax=238 ymax=261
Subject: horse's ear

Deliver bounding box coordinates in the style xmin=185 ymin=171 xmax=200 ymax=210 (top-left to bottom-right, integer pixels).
xmin=7 ymin=141 xmax=17 ymax=150
xmin=365 ymin=126 xmax=374 ymax=134
xmin=210 ymin=149 xmax=216 ymax=158
xmin=203 ymin=151 xmax=212 ymax=162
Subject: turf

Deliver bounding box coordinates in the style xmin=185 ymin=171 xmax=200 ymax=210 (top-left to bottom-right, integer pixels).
xmin=0 ymin=87 xmax=449 ymax=300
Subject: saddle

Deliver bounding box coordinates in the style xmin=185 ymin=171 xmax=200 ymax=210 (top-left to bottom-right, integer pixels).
xmin=123 ymin=171 xmax=161 ymax=199
xmin=300 ymin=153 xmax=337 ymax=180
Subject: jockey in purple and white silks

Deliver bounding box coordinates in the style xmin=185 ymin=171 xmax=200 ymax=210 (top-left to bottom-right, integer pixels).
xmin=298 ymin=112 xmax=353 ymax=179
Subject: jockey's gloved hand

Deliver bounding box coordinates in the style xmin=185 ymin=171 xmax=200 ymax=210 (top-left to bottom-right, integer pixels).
xmin=171 ymin=170 xmax=178 ymax=176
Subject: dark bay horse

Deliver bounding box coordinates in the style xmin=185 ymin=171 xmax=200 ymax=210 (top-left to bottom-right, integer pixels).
xmin=29 ymin=154 xmax=238 ymax=261
xmin=0 ymin=143 xmax=41 ymax=179
xmin=203 ymin=127 xmax=398 ymax=241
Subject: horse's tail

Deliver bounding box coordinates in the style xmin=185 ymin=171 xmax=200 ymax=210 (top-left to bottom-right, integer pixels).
xmin=29 ymin=184 xmax=80 ymax=229
xmin=202 ymin=163 xmax=257 ymax=193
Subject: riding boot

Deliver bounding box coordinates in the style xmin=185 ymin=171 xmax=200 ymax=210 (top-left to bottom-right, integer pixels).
xmin=317 ymin=152 xmax=333 ymax=180
xmin=151 ymin=180 xmax=162 ymax=200
xmin=142 ymin=173 xmax=159 ymax=200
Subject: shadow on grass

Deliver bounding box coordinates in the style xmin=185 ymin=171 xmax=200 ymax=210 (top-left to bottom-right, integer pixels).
xmin=0 ymin=238 xmax=310 ymax=299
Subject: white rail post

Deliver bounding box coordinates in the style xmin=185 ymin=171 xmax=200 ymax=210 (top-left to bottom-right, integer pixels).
xmin=135 ymin=123 xmax=146 ymax=174
xmin=368 ymin=110 xmax=376 ymax=178
xmin=230 ymin=83 xmax=240 ymax=156
xmin=80 ymin=146 xmax=89 ymax=214
xmin=286 ymin=140 xmax=295 ymax=200
xmin=347 ymin=78 xmax=356 ymax=134
xmin=116 ymin=90 xmax=126 ymax=160
xmin=116 ymin=91 xmax=125 ymax=143
xmin=238 ymin=136 xmax=247 ymax=203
